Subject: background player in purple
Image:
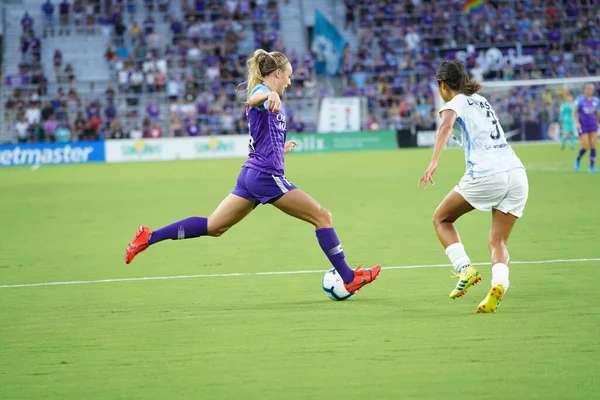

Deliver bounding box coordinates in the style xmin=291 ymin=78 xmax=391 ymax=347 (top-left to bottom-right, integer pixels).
xmin=573 ymin=84 xmax=600 ymax=173
xmin=124 ymin=49 xmax=381 ymax=295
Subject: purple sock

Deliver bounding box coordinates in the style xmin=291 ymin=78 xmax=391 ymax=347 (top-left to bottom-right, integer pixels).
xmin=591 ymin=148 xmax=596 ymax=167
xmin=148 ymin=216 xmax=208 ymax=245
xmin=316 ymin=228 xmax=355 ymax=284
xmin=577 ymin=148 xmax=587 ymax=161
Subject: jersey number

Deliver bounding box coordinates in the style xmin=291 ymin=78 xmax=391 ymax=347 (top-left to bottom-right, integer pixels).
xmin=248 ymin=123 xmax=255 ymax=151
xmin=487 ymin=110 xmax=501 ymax=140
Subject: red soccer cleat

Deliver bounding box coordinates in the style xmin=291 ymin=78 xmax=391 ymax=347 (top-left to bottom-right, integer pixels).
xmin=125 ymin=226 xmax=152 ymax=264
xmin=344 ymin=265 xmax=381 ymax=294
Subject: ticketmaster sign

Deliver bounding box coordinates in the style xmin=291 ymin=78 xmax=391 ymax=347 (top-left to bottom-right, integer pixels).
xmin=0 ymin=142 xmax=105 ymax=166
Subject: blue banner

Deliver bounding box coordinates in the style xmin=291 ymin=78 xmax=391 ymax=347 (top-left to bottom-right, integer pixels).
xmin=0 ymin=141 xmax=105 ymax=167
xmin=311 ymin=10 xmax=346 ymax=76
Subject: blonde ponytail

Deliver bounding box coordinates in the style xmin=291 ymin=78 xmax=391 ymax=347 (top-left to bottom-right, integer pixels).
xmin=237 ymin=49 xmax=289 ymax=101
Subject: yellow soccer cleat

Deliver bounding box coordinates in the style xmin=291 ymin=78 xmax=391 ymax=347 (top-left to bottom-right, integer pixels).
xmin=476 ymin=283 xmax=507 ymax=313
xmin=449 ymin=265 xmax=482 ymax=299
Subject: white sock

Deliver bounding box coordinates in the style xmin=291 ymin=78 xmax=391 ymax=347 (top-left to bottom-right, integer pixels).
xmin=491 ymin=263 xmax=510 ymax=289
xmin=445 ymin=243 xmax=471 ymax=273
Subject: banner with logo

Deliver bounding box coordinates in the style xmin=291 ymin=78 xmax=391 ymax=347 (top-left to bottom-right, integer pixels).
xmin=105 ymin=136 xmax=249 ymax=163
xmin=288 ymin=130 xmax=397 ymax=153
xmin=0 ymin=141 xmax=105 ymax=167
xmin=440 ymin=42 xmax=544 ymax=73
xmin=311 ymin=10 xmax=346 ymax=76
xmin=317 ymin=97 xmax=362 ymax=133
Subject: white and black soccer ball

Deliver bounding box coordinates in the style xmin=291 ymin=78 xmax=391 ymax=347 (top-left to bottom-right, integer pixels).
xmin=322 ymin=268 xmax=354 ymax=301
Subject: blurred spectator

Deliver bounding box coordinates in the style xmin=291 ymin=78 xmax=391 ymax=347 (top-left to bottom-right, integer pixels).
xmin=147 ymin=27 xmax=165 ymax=51
xmin=43 ymin=113 xmax=59 ymax=140
xmin=344 ymin=0 xmax=356 ymax=32
xmin=129 ymin=21 xmax=142 ymax=44
xmin=25 ymin=101 xmax=41 ymax=125
xmin=99 ymin=12 xmax=112 ymax=44
xmin=186 ymin=118 xmax=200 ymax=137
xmin=87 ymin=82 xmax=99 ymax=104
xmin=105 ymin=101 xmax=117 ymax=124
xmin=145 ymin=0 xmax=154 ymax=13
xmin=146 ymin=100 xmax=160 ymax=120
xmin=146 ymin=122 xmax=163 ymax=138
xmin=365 ymin=112 xmax=382 ymax=131
xmin=83 ymin=121 xmax=97 ymax=141
xmin=73 ymin=112 xmax=87 ymax=139
xmin=53 ymin=49 xmax=63 ymax=71
xmin=113 ymin=17 xmax=127 ymax=47
xmin=129 ymin=67 xmax=144 ymax=93
xmin=42 ymin=0 xmax=55 ymax=37
xmin=109 ymin=117 xmax=128 ymax=139
xmin=58 ymin=0 xmax=70 ymax=36
xmin=130 ymin=124 xmax=143 ymax=140
xmin=72 ymin=0 xmax=84 ymax=32
xmin=15 ymin=114 xmax=30 ymax=143
xmin=118 ymin=64 xmax=129 ymax=90
xmin=89 ymin=108 xmax=104 ymax=129
xmin=143 ymin=15 xmax=155 ymax=36
xmin=21 ymin=12 xmax=34 ymax=33
xmin=55 ymin=121 xmax=71 ymax=143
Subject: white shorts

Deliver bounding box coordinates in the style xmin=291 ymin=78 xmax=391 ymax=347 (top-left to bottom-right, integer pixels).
xmin=454 ymin=168 xmax=529 ymax=217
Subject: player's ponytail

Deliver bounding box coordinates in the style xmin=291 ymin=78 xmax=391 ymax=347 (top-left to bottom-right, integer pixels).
xmin=436 ymin=60 xmax=482 ymax=96
xmin=238 ymin=49 xmax=290 ymax=101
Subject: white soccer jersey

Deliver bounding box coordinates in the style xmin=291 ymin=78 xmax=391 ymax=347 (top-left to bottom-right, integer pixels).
xmin=440 ymin=93 xmax=524 ymax=178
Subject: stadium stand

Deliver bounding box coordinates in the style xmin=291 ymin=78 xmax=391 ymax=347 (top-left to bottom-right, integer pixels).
xmin=1 ymin=0 xmax=599 ymax=143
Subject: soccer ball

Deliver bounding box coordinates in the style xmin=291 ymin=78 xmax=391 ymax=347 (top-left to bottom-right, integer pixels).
xmin=322 ymin=268 xmax=354 ymax=301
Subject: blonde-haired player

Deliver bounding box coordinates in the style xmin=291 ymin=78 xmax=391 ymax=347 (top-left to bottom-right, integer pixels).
xmin=124 ymin=49 xmax=380 ymax=295
xmin=418 ymin=60 xmax=529 ymax=313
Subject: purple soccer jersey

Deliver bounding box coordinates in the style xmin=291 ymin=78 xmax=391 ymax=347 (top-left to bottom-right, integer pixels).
xmin=243 ymin=84 xmax=287 ymax=176
xmin=232 ymin=84 xmax=296 ymax=205
xmin=576 ymin=95 xmax=600 ymax=132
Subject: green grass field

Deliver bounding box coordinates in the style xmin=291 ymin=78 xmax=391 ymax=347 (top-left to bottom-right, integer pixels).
xmin=1 ymin=144 xmax=599 ymax=399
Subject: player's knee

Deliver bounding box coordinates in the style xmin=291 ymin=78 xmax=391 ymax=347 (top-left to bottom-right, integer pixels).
xmin=432 ymin=212 xmax=440 ymax=227
xmin=432 ymin=209 xmax=451 ymax=227
xmin=488 ymin=235 xmax=506 ymax=250
xmin=314 ymin=207 xmax=333 ymax=229
xmin=207 ymin=219 xmax=230 ymax=237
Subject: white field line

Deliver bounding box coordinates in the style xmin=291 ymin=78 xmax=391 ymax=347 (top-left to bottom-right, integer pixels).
xmin=0 ymin=257 xmax=598 ymax=290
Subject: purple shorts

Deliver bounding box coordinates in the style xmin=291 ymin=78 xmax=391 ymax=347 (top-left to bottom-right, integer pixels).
xmin=580 ymin=124 xmax=599 ymax=134
xmin=232 ymin=167 xmax=297 ymax=205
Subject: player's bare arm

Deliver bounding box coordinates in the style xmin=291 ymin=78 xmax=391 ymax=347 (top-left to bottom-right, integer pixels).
xmin=418 ymin=109 xmax=457 ymax=189
xmin=248 ymin=91 xmax=281 ymax=113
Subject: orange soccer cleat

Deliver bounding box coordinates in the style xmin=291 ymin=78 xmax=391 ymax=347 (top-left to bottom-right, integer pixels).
xmin=344 ymin=265 xmax=381 ymax=294
xmin=124 ymin=226 xmax=152 ymax=264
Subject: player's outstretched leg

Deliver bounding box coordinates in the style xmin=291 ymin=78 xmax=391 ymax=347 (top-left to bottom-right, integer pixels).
xmin=273 ymin=189 xmax=380 ymax=294
xmin=569 ymin=133 xmax=576 ymax=150
xmin=433 ymin=190 xmax=481 ymax=299
xmin=125 ymin=194 xmax=256 ymax=264
xmin=477 ymin=209 xmax=516 ymax=313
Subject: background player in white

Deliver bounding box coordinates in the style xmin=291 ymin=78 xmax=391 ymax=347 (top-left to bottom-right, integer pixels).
xmin=418 ymin=60 xmax=529 ymax=313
